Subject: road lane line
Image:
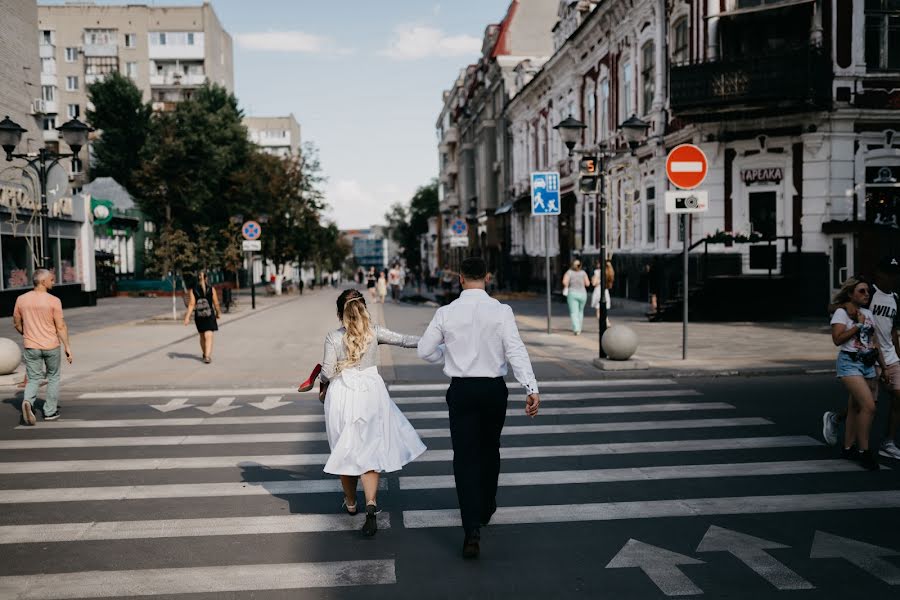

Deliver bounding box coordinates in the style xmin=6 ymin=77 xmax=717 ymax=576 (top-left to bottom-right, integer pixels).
xmin=394 ymin=389 xmax=701 ymax=404
xmin=0 ymin=560 xmax=396 ymax=598
xmin=399 ymin=459 xmax=868 ymax=490
xmin=14 ymin=401 xmax=734 ymax=430
xmin=0 ymin=513 xmax=392 ymax=544
xmin=389 ymin=379 xmax=677 ymax=392
xmin=0 ymin=436 xmax=820 ymax=474
xmin=0 ymin=417 xmax=770 ymax=450
xmin=402 ymin=490 xmax=900 ymax=528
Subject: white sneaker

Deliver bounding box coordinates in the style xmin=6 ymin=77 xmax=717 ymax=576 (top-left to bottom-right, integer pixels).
xmin=822 ymin=411 xmax=838 ymax=446
xmin=878 ymin=440 xmax=900 ymax=460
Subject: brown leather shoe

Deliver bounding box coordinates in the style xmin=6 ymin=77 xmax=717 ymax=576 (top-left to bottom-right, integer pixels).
xmin=462 ymin=530 xmax=480 ymax=559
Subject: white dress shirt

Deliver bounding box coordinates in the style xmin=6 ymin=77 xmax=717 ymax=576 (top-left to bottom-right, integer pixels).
xmin=417 ymin=288 xmax=539 ymax=395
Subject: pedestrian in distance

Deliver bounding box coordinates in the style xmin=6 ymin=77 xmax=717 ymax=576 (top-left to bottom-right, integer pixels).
xmin=319 ymin=289 xmax=426 ymax=537
xmin=13 ymin=269 xmax=72 ymax=425
xmin=388 ymin=264 xmax=402 ymax=303
xmin=590 ymin=259 xmax=615 ymax=326
xmin=828 ymin=276 xmax=890 ymax=470
xmin=870 ymin=258 xmax=900 ymax=459
xmin=183 ymin=270 xmax=221 ymax=364
xmin=563 ymin=259 xmax=590 ymax=335
xmin=417 ymin=256 xmax=540 ymax=559
xmin=366 ymin=267 xmax=377 ymax=301
xmin=298 ymin=278 xmax=304 ymax=295
xmin=376 ymin=271 xmax=388 ymax=304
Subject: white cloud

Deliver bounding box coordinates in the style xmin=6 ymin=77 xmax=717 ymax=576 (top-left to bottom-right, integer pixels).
xmin=235 ymin=31 xmax=351 ymax=55
xmin=380 ymin=24 xmax=481 ymax=60
xmin=326 ymin=180 xmax=407 ymax=230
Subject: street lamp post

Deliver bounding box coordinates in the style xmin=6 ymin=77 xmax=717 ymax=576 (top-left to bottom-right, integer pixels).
xmin=1 ymin=115 xmax=92 ymax=269
xmin=554 ymin=113 xmax=650 ymax=359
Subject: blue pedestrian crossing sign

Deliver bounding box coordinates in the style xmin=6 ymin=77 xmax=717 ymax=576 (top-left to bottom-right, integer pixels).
xmin=531 ymin=171 xmax=561 ymax=216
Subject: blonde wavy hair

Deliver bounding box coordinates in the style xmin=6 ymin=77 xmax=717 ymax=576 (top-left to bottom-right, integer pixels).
xmin=828 ymin=276 xmax=869 ymax=315
xmin=335 ymin=289 xmax=373 ymax=374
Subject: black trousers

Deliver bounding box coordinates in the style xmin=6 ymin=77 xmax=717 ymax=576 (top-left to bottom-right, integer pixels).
xmin=446 ymin=376 xmax=508 ymax=534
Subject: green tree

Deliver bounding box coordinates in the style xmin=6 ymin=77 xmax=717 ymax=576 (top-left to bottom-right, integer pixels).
xmin=384 ymin=179 xmax=439 ymax=269
xmin=86 ymin=72 xmax=152 ymax=191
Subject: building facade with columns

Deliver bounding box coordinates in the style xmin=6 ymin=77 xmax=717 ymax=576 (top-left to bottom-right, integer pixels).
xmin=442 ymin=0 xmax=899 ymax=318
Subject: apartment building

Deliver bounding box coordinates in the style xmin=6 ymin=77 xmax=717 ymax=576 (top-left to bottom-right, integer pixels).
xmin=36 ymin=1 xmax=233 ymax=134
xmin=244 ymin=115 xmax=301 ymax=158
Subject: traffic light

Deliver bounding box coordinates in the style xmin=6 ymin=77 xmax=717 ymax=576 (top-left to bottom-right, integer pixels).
xmin=579 ymin=156 xmax=599 ymax=194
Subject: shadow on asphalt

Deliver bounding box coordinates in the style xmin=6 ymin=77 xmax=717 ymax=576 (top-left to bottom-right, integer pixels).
xmin=165 ymin=352 xmax=205 ymax=363
xmin=239 ymin=462 xmax=329 ymax=515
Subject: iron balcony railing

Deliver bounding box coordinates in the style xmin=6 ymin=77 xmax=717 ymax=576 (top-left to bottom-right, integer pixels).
xmin=670 ymin=46 xmax=832 ymax=117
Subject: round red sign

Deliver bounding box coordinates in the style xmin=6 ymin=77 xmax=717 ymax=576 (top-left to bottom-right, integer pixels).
xmin=666 ymin=144 xmax=708 ymax=190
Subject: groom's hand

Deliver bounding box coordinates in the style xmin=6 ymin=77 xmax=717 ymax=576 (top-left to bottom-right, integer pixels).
xmin=525 ymin=393 xmax=540 ymax=418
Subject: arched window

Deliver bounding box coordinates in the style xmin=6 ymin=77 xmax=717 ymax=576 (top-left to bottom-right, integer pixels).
xmin=672 ymin=18 xmax=689 ymax=65
xmin=641 ymin=42 xmax=655 ymax=114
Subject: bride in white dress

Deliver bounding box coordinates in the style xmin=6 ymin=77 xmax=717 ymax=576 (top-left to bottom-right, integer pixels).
xmin=320 ymin=289 xmax=426 ymax=537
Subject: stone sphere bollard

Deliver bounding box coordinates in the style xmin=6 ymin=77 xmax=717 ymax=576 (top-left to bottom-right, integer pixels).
xmin=0 ymin=338 xmax=22 ymax=375
xmin=601 ymin=325 xmax=638 ymax=360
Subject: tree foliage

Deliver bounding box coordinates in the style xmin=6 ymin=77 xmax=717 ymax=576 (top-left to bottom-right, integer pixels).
xmin=86 ymin=72 xmax=151 ymax=191
xmin=384 ymin=179 xmax=439 ymax=269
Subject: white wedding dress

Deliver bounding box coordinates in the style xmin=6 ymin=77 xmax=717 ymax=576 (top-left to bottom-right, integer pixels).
xmin=320 ymin=325 xmax=426 ymax=476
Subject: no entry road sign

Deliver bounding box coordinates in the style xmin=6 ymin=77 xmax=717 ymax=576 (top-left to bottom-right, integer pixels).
xmin=666 ymin=144 xmax=708 ymax=190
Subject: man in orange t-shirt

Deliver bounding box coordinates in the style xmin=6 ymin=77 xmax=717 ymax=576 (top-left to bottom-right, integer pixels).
xmin=13 ymin=269 xmax=73 ymax=425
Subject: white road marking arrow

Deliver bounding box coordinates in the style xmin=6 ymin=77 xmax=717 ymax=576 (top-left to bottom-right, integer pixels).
xmin=150 ymin=398 xmax=194 ymax=413
xmin=248 ymin=395 xmax=292 ymax=411
xmin=197 ymin=397 xmax=238 ymax=415
xmin=696 ymin=525 xmax=813 ymax=590
xmin=606 ymin=539 xmax=704 ymax=596
xmin=810 ymin=530 xmax=900 ymax=585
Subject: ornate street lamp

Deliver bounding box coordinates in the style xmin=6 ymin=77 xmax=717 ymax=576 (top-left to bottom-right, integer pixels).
xmin=1 ymin=115 xmax=93 ymax=268
xmin=620 ymin=114 xmax=651 ymax=153
xmin=553 ymin=115 xmax=587 ymax=156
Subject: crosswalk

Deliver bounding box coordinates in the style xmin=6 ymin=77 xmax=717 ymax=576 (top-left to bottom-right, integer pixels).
xmin=1 ymin=378 xmax=898 ymax=598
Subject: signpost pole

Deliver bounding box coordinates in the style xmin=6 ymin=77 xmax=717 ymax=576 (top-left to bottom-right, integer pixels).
xmin=682 ymin=214 xmax=688 ymax=360
xmin=545 ymin=215 xmax=551 ymax=334
xmin=247 ymin=252 xmax=256 ymax=310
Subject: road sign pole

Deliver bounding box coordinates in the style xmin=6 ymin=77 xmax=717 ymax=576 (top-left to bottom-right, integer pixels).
xmin=247 ymin=251 xmax=256 ymax=310
xmin=682 ymin=214 xmax=688 ymax=360
xmin=598 ymin=172 xmax=608 ymax=359
xmin=545 ymin=215 xmax=551 ymax=334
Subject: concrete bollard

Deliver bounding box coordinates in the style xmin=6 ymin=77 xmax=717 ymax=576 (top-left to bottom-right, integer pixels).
xmin=0 ymin=338 xmax=22 ymax=375
xmin=601 ymin=325 xmax=639 ymax=361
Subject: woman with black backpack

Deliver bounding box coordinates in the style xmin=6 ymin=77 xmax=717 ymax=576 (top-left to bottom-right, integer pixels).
xmin=183 ymin=270 xmax=221 ymax=364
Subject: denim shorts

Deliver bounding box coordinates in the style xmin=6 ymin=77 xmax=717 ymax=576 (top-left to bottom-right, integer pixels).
xmin=836 ymin=351 xmax=876 ymax=379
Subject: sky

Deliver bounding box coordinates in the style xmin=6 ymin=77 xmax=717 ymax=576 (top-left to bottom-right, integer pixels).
xmin=41 ymin=0 xmax=512 ymax=229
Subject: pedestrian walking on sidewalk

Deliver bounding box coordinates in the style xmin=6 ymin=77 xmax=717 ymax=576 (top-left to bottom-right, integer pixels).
xmin=376 ymin=271 xmax=388 ymax=304
xmin=563 ymin=259 xmax=590 ymax=335
xmin=590 ymin=260 xmax=615 ymax=325
xmin=183 ymin=271 xmax=221 ymax=364
xmin=388 ymin=264 xmax=402 ymax=303
xmin=828 ymin=276 xmax=890 ymax=470
xmin=417 ymin=256 xmax=540 ymax=559
xmin=13 ymin=269 xmax=73 ymax=425
xmin=320 ymin=289 xmax=426 ymax=538
xmin=366 ymin=267 xmax=377 ymax=301
xmin=870 ymin=257 xmax=900 ymax=459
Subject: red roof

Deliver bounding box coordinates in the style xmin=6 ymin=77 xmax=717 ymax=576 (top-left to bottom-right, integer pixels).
xmin=491 ymin=0 xmax=519 ymax=58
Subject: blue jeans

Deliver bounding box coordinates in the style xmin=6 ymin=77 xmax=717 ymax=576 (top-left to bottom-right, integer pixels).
xmin=567 ymin=290 xmax=588 ymax=333
xmin=23 ymin=347 xmax=61 ymax=416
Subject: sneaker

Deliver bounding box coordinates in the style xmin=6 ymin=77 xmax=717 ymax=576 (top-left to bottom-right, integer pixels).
xmin=361 ymin=504 xmax=378 ymax=537
xmin=822 ymin=411 xmax=839 ymax=446
xmin=879 ymin=440 xmax=900 ymax=460
xmin=43 ymin=410 xmax=60 ymax=421
xmin=858 ymin=449 xmax=881 ymax=471
xmin=841 ymin=445 xmax=858 ymax=461
xmin=21 ymin=401 xmax=36 ymax=426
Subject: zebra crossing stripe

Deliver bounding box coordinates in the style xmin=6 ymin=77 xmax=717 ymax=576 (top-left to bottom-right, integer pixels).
xmin=0 ymin=418 xmax=768 ymax=450
xmin=0 ymin=479 xmax=389 ymax=504
xmin=0 ymin=436 xmax=819 ymax=474
xmin=402 ymin=490 xmax=900 ymax=528
xmin=394 ymin=389 xmax=701 ymax=404
xmin=14 ymin=401 xmax=734 ymax=430
xmin=398 ymin=459 xmax=868 ymax=490
xmin=0 ymin=513 xmax=392 ymax=545
xmin=388 ymin=379 xmax=677 ymax=391
xmin=0 ymin=560 xmax=396 ymax=598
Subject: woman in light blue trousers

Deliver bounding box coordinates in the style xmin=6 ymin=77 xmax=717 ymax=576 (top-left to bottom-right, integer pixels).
xmin=563 ymin=259 xmax=591 ymax=335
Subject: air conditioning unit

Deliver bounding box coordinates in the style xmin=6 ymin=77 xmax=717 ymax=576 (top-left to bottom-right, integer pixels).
xmin=30 ymin=99 xmax=47 ymax=114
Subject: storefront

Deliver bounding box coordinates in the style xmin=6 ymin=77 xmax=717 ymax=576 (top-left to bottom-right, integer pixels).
xmin=0 ymin=168 xmax=97 ymax=316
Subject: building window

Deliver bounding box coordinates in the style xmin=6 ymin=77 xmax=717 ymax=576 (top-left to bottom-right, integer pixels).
xmin=41 ymin=85 xmax=55 ymax=102
xmin=84 ymin=29 xmax=116 ymax=46
xmin=642 ymin=42 xmax=655 ymax=115
xmin=41 ymin=58 xmax=55 ymax=75
xmin=85 ymin=57 xmax=119 ymax=79
xmin=41 ymin=30 xmax=53 ymax=46
xmin=59 ymin=239 xmax=78 ymax=283
xmin=866 ymin=0 xmax=900 ymax=71
xmin=622 ymin=61 xmax=633 ymax=119
xmin=65 ymin=47 xmax=77 ymax=62
xmin=155 ymin=32 xmax=167 ymax=45
xmin=2 ymin=236 xmax=31 ymax=290
xmin=584 ymin=80 xmax=596 ymax=145
xmin=187 ymin=32 xmax=195 ymax=45
xmin=125 ymin=33 xmax=136 ymax=48
xmin=677 ymin=213 xmax=685 ymax=243
xmin=71 ymin=157 xmax=83 ymax=174
xmin=67 ymin=104 xmax=79 ymax=119
xmin=66 ymin=76 xmax=78 ymax=91
xmin=598 ymin=78 xmax=609 ymax=142
xmin=646 ymin=186 xmax=656 ymax=244
xmin=672 ymin=18 xmax=689 ymax=64
xmin=126 ymin=62 xmax=138 ymax=78
xmin=584 ymin=197 xmax=596 ymax=248
xmin=42 ymin=117 xmax=56 ymax=131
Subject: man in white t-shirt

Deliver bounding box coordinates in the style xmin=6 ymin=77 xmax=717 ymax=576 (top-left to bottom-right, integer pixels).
xmin=387 ymin=265 xmax=401 ymax=303
xmin=871 ymin=257 xmax=900 ymax=459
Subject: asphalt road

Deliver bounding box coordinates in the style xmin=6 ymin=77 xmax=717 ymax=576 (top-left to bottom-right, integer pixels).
xmin=1 ymin=372 xmax=898 ymax=599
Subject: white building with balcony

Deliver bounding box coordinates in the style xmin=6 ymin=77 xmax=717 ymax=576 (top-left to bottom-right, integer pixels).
xmin=244 ymin=115 xmax=302 ymax=158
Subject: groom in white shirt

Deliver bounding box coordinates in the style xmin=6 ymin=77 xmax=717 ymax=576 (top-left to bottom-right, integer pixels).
xmin=418 ymin=256 xmax=540 ymax=559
